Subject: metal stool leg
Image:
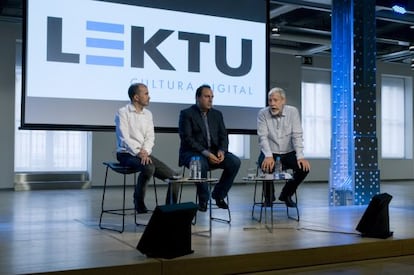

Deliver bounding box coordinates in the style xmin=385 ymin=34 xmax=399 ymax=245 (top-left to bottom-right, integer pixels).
xmin=251 ymin=180 xmax=258 ymax=220
xmin=120 ymin=172 xmax=127 ymax=232
xmin=99 ymin=162 xmax=144 ymax=233
xmin=99 ymin=165 xmax=129 ymax=233
xmin=153 ymin=177 xmax=159 ymax=206
xmin=210 ymin=194 xmax=231 ymax=223
xmin=199 ymin=179 xmax=232 ymax=238
xmin=261 ymin=181 xmax=274 ymax=232
xmin=252 ymin=180 xmax=265 ymax=222
xmin=251 ymin=176 xmax=300 ymax=231
xmin=286 ymin=191 xmax=300 ymax=221
xmin=264 ymin=191 xmax=274 ymax=233
xmin=99 ymin=165 xmax=110 ymax=230
xmin=259 ymin=181 xmax=269 ymax=223
xmin=181 ymin=167 xmax=231 ymax=237
xmin=191 ymin=182 xmax=232 ymax=227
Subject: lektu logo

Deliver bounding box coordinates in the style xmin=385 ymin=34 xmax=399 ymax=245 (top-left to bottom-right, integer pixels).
xmin=46 ymin=17 xmax=252 ymax=77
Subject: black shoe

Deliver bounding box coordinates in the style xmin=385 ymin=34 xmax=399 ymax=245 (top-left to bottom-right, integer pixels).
xmin=198 ymin=202 xmax=208 ymax=212
xmin=264 ymin=195 xmax=276 ymax=204
xmin=263 ymin=201 xmax=273 ymax=207
xmin=278 ymin=195 xmax=297 ymax=208
xmin=136 ymin=207 xmax=148 ymax=214
xmin=215 ymin=198 xmax=229 ymax=209
xmin=135 ymin=201 xmax=148 ymax=214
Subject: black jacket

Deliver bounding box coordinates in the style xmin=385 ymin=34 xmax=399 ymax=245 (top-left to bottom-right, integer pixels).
xmin=178 ymin=105 xmax=228 ymax=166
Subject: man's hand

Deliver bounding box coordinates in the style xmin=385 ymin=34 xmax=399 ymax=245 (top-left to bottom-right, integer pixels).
xmin=297 ymin=159 xmax=310 ymax=172
xmin=217 ymin=150 xmax=225 ymax=162
xmin=261 ymin=157 xmax=275 ymax=173
xmin=138 ymin=149 xmax=152 ymax=165
xmin=208 ymin=151 xmax=224 ymax=165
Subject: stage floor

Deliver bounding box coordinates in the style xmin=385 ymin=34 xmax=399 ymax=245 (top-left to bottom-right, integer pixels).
xmin=0 ymin=181 xmax=414 ymax=274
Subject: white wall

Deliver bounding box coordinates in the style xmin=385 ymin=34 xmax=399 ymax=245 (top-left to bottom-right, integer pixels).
xmin=2 ymin=21 xmax=414 ymax=190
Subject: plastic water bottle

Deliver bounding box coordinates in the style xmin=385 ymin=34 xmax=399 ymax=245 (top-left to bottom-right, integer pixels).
xmin=274 ymin=156 xmax=282 ymax=179
xmin=189 ymin=156 xmax=196 ymax=179
xmin=195 ymin=156 xmax=202 ymax=179
xmin=189 ymin=156 xmax=202 ymax=179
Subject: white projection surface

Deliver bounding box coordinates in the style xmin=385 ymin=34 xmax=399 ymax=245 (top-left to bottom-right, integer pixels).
xmin=23 ymin=0 xmax=268 ymax=131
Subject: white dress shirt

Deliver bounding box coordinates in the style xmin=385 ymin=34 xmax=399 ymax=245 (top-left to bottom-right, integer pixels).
xmin=257 ymin=105 xmax=305 ymax=159
xmin=115 ymin=103 xmax=155 ymax=156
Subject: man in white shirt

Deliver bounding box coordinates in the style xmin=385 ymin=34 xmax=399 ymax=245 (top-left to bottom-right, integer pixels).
xmin=115 ymin=83 xmax=179 ymax=213
xmin=257 ymin=87 xmax=311 ymax=207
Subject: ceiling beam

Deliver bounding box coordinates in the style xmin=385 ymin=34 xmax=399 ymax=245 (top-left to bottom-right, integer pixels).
xmin=269 ymin=4 xmax=298 ymax=19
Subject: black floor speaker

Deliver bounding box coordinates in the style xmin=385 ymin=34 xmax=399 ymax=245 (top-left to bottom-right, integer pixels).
xmin=355 ymin=193 xmax=393 ymax=239
xmin=137 ymin=202 xmax=198 ymax=259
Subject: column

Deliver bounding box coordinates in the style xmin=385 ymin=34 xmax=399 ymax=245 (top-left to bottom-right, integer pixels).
xmin=329 ymin=0 xmax=380 ymax=206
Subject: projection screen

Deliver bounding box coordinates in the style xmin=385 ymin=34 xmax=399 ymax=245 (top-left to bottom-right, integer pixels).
xmin=23 ymin=0 xmax=268 ymax=132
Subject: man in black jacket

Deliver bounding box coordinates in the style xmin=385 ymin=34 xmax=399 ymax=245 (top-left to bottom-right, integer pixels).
xmin=178 ymin=84 xmax=241 ymax=212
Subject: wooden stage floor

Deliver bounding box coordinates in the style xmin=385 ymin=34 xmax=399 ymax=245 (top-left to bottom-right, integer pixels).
xmin=0 ymin=181 xmax=414 ymax=274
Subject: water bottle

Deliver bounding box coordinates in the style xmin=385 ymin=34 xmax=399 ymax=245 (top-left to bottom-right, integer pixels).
xmin=195 ymin=156 xmax=202 ymax=179
xmin=189 ymin=156 xmax=197 ymax=179
xmin=274 ymin=156 xmax=282 ymax=179
xmin=189 ymin=156 xmax=202 ymax=179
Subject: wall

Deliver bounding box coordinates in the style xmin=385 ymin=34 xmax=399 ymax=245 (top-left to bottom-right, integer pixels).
xmin=1 ymin=21 xmax=414 ymax=190
xmin=0 ymin=21 xmax=19 ymax=189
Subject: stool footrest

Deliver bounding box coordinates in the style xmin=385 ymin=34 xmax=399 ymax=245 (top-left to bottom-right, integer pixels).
xmin=102 ymin=208 xmax=136 ymax=215
xmin=251 ymin=180 xmax=300 ymax=230
xmin=211 ymin=217 xmax=231 ymax=224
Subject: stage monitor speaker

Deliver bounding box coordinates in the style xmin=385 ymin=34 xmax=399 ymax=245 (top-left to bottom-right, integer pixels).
xmin=356 ymin=193 xmax=393 ymax=239
xmin=137 ymin=202 xmax=198 ymax=259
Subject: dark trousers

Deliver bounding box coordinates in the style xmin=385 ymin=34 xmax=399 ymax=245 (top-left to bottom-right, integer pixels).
xmin=183 ymin=152 xmax=241 ymax=204
xmin=116 ymin=152 xmax=179 ymax=205
xmin=258 ymin=151 xmax=309 ymax=200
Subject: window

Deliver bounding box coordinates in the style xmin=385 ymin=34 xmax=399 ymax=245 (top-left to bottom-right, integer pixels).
xmin=228 ymin=134 xmax=250 ymax=159
xmin=301 ymin=69 xmax=331 ymax=158
xmin=14 ymin=129 xmax=89 ymax=172
xmin=14 ymin=41 xmax=89 ymax=172
xmin=381 ymin=75 xmax=412 ymax=159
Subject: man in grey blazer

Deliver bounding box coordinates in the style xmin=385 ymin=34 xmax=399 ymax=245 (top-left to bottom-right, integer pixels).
xmin=178 ymin=84 xmax=241 ymax=212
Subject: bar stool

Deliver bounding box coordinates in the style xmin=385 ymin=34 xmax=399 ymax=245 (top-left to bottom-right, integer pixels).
xmin=252 ymin=179 xmax=299 ymax=222
xmin=99 ymin=161 xmax=158 ymax=233
xmin=251 ymin=170 xmax=299 ymax=232
xmin=180 ymin=167 xmax=231 ymax=229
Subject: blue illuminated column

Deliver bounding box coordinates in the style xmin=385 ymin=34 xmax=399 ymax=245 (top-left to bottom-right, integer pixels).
xmin=330 ymin=0 xmax=380 ymax=206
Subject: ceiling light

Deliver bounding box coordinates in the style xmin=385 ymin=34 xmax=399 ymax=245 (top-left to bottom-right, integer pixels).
xmin=392 ymin=5 xmax=406 ymax=14
xmin=271 ymin=26 xmax=280 ymax=36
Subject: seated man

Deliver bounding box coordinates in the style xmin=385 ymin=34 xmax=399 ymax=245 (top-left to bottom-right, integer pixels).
xmin=178 ymin=84 xmax=241 ymax=212
xmin=257 ymin=87 xmax=311 ymax=207
xmin=115 ymin=83 xmax=179 ymax=213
